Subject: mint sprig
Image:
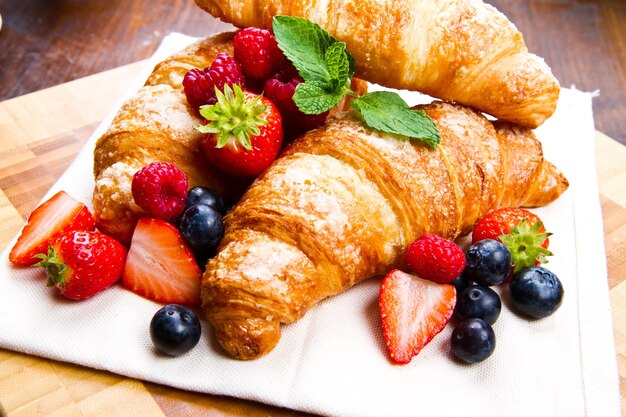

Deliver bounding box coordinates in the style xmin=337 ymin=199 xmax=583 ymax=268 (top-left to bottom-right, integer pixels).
xmin=273 ymin=16 xmax=353 ymax=115
xmin=350 ymin=92 xmax=440 ymax=148
xmin=272 ymin=16 xmax=441 ymax=148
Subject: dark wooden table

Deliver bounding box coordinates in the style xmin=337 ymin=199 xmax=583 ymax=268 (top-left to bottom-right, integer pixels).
xmin=0 ymin=0 xmax=624 ymax=143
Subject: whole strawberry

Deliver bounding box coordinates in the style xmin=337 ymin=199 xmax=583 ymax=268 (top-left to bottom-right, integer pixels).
xmin=404 ymin=234 xmax=466 ymax=284
xmin=472 ymin=207 xmax=552 ymax=272
xmin=197 ymin=84 xmax=283 ymax=178
xmin=35 ymin=230 xmax=127 ymax=300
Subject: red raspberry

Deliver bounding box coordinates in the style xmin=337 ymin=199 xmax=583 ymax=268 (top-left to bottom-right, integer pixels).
xmin=264 ymin=64 xmax=329 ymax=140
xmin=132 ymin=162 xmax=189 ymax=219
xmin=234 ymin=27 xmax=285 ymax=80
xmin=183 ymin=53 xmax=244 ymax=109
xmin=404 ymin=234 xmax=466 ymax=284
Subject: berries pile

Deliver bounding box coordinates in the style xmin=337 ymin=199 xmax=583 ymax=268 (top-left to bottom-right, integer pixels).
xmin=183 ymin=27 xmax=331 ymax=179
xmin=379 ymin=207 xmax=564 ymax=365
xmin=9 ymin=160 xmax=228 ymax=356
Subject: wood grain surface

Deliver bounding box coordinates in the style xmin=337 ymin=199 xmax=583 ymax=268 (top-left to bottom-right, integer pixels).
xmin=0 ymin=0 xmax=624 ymax=144
xmin=0 ymin=59 xmax=624 ymax=416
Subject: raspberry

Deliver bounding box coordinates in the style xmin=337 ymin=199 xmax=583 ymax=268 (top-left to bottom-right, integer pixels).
xmin=233 ymin=27 xmax=285 ymax=80
xmin=183 ymin=53 xmax=244 ymax=109
xmin=264 ymin=64 xmax=329 ymax=139
xmin=404 ymin=234 xmax=466 ymax=284
xmin=132 ymin=162 xmax=189 ymax=219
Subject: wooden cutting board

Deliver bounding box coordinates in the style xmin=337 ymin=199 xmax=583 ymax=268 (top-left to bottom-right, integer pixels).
xmin=0 ymin=61 xmax=624 ymax=417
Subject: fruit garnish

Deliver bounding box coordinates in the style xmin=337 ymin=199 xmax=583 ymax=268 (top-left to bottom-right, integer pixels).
xmin=404 ymin=234 xmax=466 ymax=284
xmin=455 ymin=286 xmax=501 ymax=326
xmin=34 ymin=230 xmax=127 ymax=300
xmin=196 ymin=84 xmax=283 ymax=178
xmin=499 ymin=220 xmax=553 ymax=272
xmin=451 ymin=318 xmax=496 ymax=364
xmin=179 ymin=204 xmax=224 ymax=253
xmin=132 ymin=161 xmax=189 ymax=219
xmin=509 ymin=266 xmax=564 ymax=319
xmin=233 ymin=27 xmax=285 ymax=80
xmin=183 ymin=52 xmax=245 ymax=109
xmin=9 ymin=191 xmax=95 ymax=266
xmin=150 ymin=304 xmax=202 ymax=356
xmin=264 ymin=63 xmax=329 ymax=139
xmin=472 ymin=207 xmax=552 ymax=272
xmin=184 ymin=186 xmax=225 ymax=215
xmin=122 ymin=218 xmax=201 ymax=305
xmin=272 ymin=15 xmax=440 ymax=147
xmin=379 ymin=269 xmax=456 ymax=364
xmin=464 ymin=239 xmax=512 ymax=286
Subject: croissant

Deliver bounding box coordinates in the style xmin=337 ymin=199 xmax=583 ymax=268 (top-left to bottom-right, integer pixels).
xmin=195 ymin=0 xmax=560 ymax=128
xmin=201 ymin=101 xmax=569 ymax=359
xmin=92 ymin=32 xmax=365 ymax=244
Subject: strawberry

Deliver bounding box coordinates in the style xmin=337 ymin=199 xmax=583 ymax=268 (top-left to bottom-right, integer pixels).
xmin=404 ymin=234 xmax=466 ymax=284
xmin=197 ymin=84 xmax=283 ymax=178
xmin=379 ymin=269 xmax=456 ymax=364
xmin=35 ymin=230 xmax=127 ymax=300
xmin=472 ymin=207 xmax=552 ymax=272
xmin=122 ymin=218 xmax=201 ymax=305
xmin=9 ymin=191 xmax=95 ymax=266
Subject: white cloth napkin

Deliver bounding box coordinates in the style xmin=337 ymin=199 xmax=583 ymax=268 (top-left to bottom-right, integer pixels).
xmin=0 ymin=33 xmax=620 ymax=417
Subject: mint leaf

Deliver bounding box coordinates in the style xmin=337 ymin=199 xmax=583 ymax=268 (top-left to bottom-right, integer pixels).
xmin=324 ymin=42 xmax=351 ymax=91
xmin=293 ymin=81 xmax=346 ymax=115
xmin=273 ymin=15 xmax=440 ymax=147
xmin=351 ymin=92 xmax=441 ymax=148
xmin=273 ymin=16 xmax=335 ymax=83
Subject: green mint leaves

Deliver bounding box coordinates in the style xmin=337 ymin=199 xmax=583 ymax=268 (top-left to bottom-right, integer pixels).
xmin=272 ymin=15 xmax=440 ymax=148
xmin=350 ymin=92 xmax=440 ymax=148
xmin=273 ymin=16 xmax=352 ymax=115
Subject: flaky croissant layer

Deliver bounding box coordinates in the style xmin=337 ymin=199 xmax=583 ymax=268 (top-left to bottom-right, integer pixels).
xmin=195 ymin=0 xmax=560 ymax=128
xmin=201 ymin=102 xmax=568 ymax=359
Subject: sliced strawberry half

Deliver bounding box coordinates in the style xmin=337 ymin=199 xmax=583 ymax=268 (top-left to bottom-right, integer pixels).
xmin=379 ymin=269 xmax=456 ymax=364
xmin=9 ymin=191 xmax=95 ymax=266
xmin=122 ymin=218 xmax=201 ymax=305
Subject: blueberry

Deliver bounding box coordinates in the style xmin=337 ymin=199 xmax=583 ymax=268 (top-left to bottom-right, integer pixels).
xmin=185 ymin=186 xmax=225 ymax=215
xmin=193 ymin=247 xmax=217 ymax=271
xmin=150 ymin=304 xmax=201 ymax=356
xmin=451 ymin=318 xmax=496 ymax=363
xmin=455 ymin=286 xmax=501 ymax=325
xmin=464 ymin=239 xmax=512 ymax=286
xmin=509 ymin=266 xmax=564 ymax=319
xmin=451 ymin=271 xmax=472 ymax=294
xmin=179 ymin=204 xmax=224 ymax=250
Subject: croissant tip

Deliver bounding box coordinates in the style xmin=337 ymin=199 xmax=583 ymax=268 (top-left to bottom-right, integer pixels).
xmin=211 ymin=317 xmax=282 ymax=360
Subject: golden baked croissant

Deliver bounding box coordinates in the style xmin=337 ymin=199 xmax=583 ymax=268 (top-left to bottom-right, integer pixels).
xmin=93 ymin=32 xmax=365 ymax=244
xmin=195 ymin=0 xmax=560 ymax=128
xmin=201 ymin=101 xmax=569 ymax=360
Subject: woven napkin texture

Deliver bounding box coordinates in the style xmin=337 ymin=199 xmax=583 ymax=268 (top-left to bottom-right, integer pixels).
xmin=0 ymin=34 xmax=620 ymax=417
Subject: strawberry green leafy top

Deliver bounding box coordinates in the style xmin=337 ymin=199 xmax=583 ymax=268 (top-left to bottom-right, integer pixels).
xmin=272 ymin=16 xmax=441 ymax=148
